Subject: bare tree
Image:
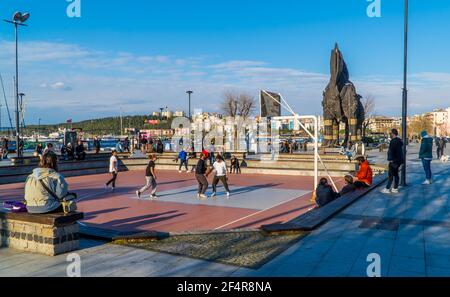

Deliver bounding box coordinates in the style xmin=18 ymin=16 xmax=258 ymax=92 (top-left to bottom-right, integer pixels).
xmin=361 ymin=94 xmax=376 ymax=137
xmin=409 ymin=115 xmax=433 ymax=138
xmin=221 ymin=90 xmax=256 ymax=119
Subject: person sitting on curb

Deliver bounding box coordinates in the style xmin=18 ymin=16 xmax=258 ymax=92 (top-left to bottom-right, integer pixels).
xmin=24 ymin=152 xmax=74 ymax=214
xmin=353 ymin=156 xmax=373 ymax=188
xmin=340 ymin=175 xmax=356 ymax=196
xmin=419 ymin=130 xmax=434 ymax=185
xmin=315 ymin=178 xmax=340 ymax=207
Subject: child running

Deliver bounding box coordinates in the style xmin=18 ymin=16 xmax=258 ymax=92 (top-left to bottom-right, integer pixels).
xmin=136 ymin=154 xmax=158 ymax=199
xmin=106 ymin=150 xmax=119 ymax=190
xmin=211 ymin=154 xmax=230 ymax=198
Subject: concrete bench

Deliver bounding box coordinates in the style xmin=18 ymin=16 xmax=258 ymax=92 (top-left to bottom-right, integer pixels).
xmin=261 ymin=173 xmax=388 ymax=233
xmin=0 ymin=211 xmax=84 ymax=256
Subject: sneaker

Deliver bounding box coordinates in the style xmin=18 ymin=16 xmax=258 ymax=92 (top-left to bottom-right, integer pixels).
xmin=150 ymin=194 xmax=158 ymax=199
xmin=391 ymin=188 xmax=399 ymax=193
xmin=226 ymin=192 xmax=230 ymax=198
xmin=178 ymin=170 xmax=182 ymax=173
xmin=136 ymin=191 xmax=141 ymax=199
xmin=211 ymin=192 xmax=216 ymax=198
xmin=422 ymin=179 xmax=432 ymax=185
xmin=199 ymin=194 xmax=207 ymax=199
xmin=197 ymin=193 xmax=201 ymax=198
xmin=381 ymin=188 xmax=391 ymax=194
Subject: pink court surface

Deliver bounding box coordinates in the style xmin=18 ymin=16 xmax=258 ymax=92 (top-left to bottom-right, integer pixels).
xmin=0 ymin=171 xmax=344 ymax=234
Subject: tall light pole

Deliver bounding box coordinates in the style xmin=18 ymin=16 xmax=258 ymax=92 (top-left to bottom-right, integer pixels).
xmin=186 ymin=90 xmax=193 ymax=120
xmin=37 ymin=117 xmax=41 ymax=142
xmin=4 ymin=12 xmax=30 ymax=159
xmin=400 ymin=0 xmax=408 ymax=186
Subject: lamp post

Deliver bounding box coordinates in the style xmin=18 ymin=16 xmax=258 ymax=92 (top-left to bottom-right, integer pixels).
xmin=400 ymin=0 xmax=408 ymax=186
xmin=186 ymin=90 xmax=193 ymax=120
xmin=37 ymin=117 xmax=41 ymax=142
xmin=4 ymin=12 xmax=30 ymax=159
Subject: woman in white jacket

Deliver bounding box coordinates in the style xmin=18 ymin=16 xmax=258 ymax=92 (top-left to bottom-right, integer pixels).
xmin=24 ymin=152 xmax=69 ymax=214
xmin=211 ymin=154 xmax=231 ymax=198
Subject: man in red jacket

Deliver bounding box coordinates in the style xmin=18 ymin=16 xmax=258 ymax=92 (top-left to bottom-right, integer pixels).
xmin=353 ymin=156 xmax=373 ymax=188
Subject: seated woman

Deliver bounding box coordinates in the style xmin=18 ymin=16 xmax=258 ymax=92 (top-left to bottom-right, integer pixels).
xmin=340 ymin=175 xmax=356 ymax=196
xmin=24 ymin=152 xmax=70 ymax=214
xmin=315 ymin=178 xmax=340 ymax=207
xmin=353 ymin=156 xmax=373 ymax=188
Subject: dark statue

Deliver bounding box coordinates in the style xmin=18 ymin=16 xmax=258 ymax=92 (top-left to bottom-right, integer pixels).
xmin=322 ymin=43 xmax=365 ymax=147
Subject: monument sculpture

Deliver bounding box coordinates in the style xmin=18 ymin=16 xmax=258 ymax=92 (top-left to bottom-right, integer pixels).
xmin=322 ymin=43 xmax=365 ymax=147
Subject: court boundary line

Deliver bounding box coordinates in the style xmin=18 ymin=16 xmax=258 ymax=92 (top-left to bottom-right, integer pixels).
xmin=213 ymin=191 xmax=313 ymax=230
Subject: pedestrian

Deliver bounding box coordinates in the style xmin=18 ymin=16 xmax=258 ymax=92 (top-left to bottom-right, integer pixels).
xmin=141 ymin=137 xmax=148 ymax=153
xmin=437 ymin=137 xmax=446 ymax=159
xmin=178 ymin=148 xmax=188 ymax=173
xmin=43 ymin=143 xmax=54 ymax=156
xmin=315 ymin=178 xmax=340 ymax=207
xmin=353 ymin=156 xmax=373 ymax=188
xmin=106 ymin=150 xmax=119 ymax=190
xmin=24 ymin=151 xmax=76 ymax=214
xmin=34 ymin=143 xmax=43 ymax=159
xmin=419 ymin=130 xmax=434 ymax=185
xmin=195 ymin=152 xmax=210 ymax=199
xmin=136 ymin=154 xmax=158 ymax=199
xmin=230 ymin=155 xmax=241 ymax=174
xmin=93 ymin=136 xmax=101 ymax=154
xmin=340 ymin=175 xmax=356 ymax=196
xmin=75 ymin=140 xmax=86 ymax=160
xmin=208 ymin=142 xmax=215 ymax=165
xmin=381 ymin=129 xmax=404 ymax=194
xmin=211 ymin=154 xmax=231 ymax=198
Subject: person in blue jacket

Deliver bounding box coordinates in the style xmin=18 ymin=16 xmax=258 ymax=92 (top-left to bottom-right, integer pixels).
xmin=419 ymin=130 xmax=434 ymax=185
xmin=178 ymin=149 xmax=188 ymax=173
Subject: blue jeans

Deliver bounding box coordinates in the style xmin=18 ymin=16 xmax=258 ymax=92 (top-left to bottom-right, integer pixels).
xmin=422 ymin=159 xmax=432 ymax=180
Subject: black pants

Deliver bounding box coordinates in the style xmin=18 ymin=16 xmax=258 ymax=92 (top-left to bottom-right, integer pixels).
xmin=196 ymin=174 xmax=208 ymax=194
xmin=106 ymin=172 xmax=118 ymax=188
xmin=386 ymin=162 xmax=400 ymax=190
xmin=354 ymin=181 xmax=369 ymax=189
xmin=179 ymin=159 xmax=188 ymax=171
xmin=212 ymin=175 xmax=230 ymax=193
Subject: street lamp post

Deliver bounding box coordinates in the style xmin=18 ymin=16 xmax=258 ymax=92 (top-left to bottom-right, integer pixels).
xmin=186 ymin=91 xmax=193 ymax=120
xmin=4 ymin=12 xmax=30 ymax=159
xmin=400 ymin=0 xmax=409 ymax=186
xmin=37 ymin=117 xmax=41 ymax=142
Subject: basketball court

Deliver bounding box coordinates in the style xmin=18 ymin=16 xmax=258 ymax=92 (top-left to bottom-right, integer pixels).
xmin=0 ymin=170 xmax=344 ymax=234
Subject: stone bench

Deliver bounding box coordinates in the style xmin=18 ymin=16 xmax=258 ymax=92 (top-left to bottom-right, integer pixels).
xmin=261 ymin=173 xmax=388 ymax=233
xmin=0 ymin=211 xmax=84 ymax=256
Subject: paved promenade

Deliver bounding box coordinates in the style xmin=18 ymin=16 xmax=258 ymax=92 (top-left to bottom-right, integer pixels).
xmin=1 ymin=144 xmax=449 ymax=277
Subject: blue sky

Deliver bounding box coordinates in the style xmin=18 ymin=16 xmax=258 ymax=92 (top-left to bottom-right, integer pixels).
xmin=1 ymin=0 xmax=450 ymax=124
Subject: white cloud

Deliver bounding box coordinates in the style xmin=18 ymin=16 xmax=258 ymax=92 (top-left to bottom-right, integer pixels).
xmin=0 ymin=39 xmax=449 ymax=123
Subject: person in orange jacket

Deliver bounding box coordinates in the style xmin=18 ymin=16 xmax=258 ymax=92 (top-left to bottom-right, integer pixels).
xmin=353 ymin=156 xmax=373 ymax=188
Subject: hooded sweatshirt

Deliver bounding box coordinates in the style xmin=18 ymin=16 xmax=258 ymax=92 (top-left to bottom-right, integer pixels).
xmin=24 ymin=167 xmax=68 ymax=214
xmin=419 ymin=134 xmax=433 ymax=160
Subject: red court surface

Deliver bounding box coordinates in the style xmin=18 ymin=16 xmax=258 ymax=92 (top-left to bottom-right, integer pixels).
xmin=0 ymin=171 xmax=344 ymax=234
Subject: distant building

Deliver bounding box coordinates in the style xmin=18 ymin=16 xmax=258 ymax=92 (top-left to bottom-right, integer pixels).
xmin=174 ymin=111 xmax=185 ymax=117
xmin=368 ymin=116 xmax=400 ymax=134
xmin=161 ymin=111 xmax=173 ymax=118
xmin=430 ymin=108 xmax=450 ymax=136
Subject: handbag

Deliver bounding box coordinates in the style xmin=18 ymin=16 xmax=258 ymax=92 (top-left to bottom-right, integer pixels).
xmin=38 ymin=179 xmax=78 ymax=214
